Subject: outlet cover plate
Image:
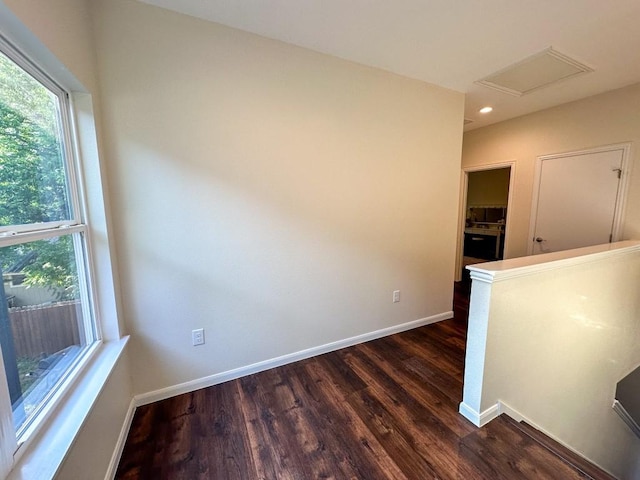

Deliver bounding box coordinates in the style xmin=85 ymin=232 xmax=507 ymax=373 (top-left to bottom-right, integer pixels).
xmin=192 ymin=328 xmax=205 ymax=346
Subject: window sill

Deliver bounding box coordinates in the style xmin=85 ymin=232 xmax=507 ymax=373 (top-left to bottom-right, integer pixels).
xmin=7 ymin=336 xmax=129 ymax=480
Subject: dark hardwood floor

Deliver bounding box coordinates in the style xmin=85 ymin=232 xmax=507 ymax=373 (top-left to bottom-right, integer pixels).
xmin=116 ymin=283 xmax=603 ymax=479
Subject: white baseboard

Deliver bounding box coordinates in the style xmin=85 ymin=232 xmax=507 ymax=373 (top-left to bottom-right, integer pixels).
xmin=459 ymin=401 xmax=500 ymax=427
xmin=497 ymin=400 xmax=526 ymax=422
xmin=495 ymin=402 xmax=615 ymax=477
xmin=459 ymin=400 xmax=541 ymax=427
xmin=104 ymin=398 xmax=137 ymax=480
xmin=135 ymin=311 xmax=453 ymax=407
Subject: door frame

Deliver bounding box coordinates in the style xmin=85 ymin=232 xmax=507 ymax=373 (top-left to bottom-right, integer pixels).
xmin=456 ymin=161 xmax=516 ymax=282
xmin=527 ymin=143 xmax=631 ymax=255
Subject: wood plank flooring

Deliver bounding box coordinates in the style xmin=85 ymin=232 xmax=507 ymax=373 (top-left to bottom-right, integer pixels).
xmin=115 ymin=284 xmax=598 ymax=479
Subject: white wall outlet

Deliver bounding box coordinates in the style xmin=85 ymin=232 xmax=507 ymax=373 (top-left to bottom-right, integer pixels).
xmin=393 ymin=290 xmax=400 ymax=303
xmin=192 ymin=328 xmax=205 ymax=346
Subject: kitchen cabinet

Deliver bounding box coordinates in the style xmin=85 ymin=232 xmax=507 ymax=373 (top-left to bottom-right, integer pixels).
xmin=464 ymin=206 xmax=506 ymax=260
xmin=464 ymin=226 xmax=504 ymax=260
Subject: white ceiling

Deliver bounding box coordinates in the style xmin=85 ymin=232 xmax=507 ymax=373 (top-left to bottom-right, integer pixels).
xmin=138 ymin=0 xmax=640 ymax=131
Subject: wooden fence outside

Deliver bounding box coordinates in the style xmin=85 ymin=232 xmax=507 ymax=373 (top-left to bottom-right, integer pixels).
xmin=9 ymin=301 xmax=81 ymax=359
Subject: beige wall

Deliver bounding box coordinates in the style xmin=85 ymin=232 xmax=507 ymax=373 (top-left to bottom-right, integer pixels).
xmin=463 ymin=83 xmax=640 ymax=258
xmin=56 ymin=351 xmax=132 ymax=479
xmin=91 ymin=0 xmax=465 ymax=396
xmin=3 ymin=0 xmax=99 ymax=92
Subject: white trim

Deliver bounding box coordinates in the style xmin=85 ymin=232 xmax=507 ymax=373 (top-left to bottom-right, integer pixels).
xmin=468 ymin=240 xmax=640 ymax=284
xmin=527 ymin=154 xmax=543 ymax=255
xmin=455 ymin=171 xmax=469 ymax=282
xmin=0 ymin=224 xmax=86 ymax=247
xmin=496 ymin=402 xmax=565 ymax=444
xmin=0 ymin=5 xmax=86 ymax=93
xmin=135 ymin=311 xmax=452 ymax=406
xmin=0 ymin=34 xmax=68 ymax=100
xmin=7 ymin=337 xmax=129 ymax=480
xmin=14 ymin=341 xmax=100 ymax=450
xmin=458 ymin=401 xmax=500 ymax=427
xmin=104 ymin=398 xmax=136 ymax=480
xmin=528 ymin=143 xmax=632 ymax=256
xmin=458 ymin=401 xmax=478 ymax=424
xmin=497 ymin=400 xmax=526 ymax=422
xmin=69 ymin=92 xmax=121 ymax=342
xmin=497 ymin=401 xmax=616 ymax=476
xmin=0 ymin=23 xmax=105 ymax=452
xmin=612 ymin=143 xmax=632 ymax=241
xmin=0 ymin=8 xmax=124 ymax=480
xmin=613 ymin=400 xmax=640 ymax=439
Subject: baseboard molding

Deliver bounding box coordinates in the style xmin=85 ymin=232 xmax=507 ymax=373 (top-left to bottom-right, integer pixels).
xmin=497 ymin=400 xmax=526 ymax=422
xmin=135 ymin=311 xmax=453 ymax=407
xmin=459 ymin=401 xmax=500 ymax=427
xmin=459 ymin=400 xmax=544 ymax=428
xmin=104 ymin=398 xmax=137 ymax=480
xmin=496 ymin=402 xmax=616 ymax=478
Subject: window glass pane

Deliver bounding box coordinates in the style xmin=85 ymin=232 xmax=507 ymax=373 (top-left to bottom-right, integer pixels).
xmin=0 ymin=234 xmax=94 ymax=432
xmin=0 ymin=51 xmax=72 ymax=227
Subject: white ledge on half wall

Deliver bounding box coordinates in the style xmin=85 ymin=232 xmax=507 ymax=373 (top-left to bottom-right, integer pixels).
xmin=459 ymin=238 xmax=640 ymax=477
xmin=467 ymin=240 xmax=640 ymax=283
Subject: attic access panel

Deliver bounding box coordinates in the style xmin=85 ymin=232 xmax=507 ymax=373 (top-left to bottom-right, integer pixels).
xmin=476 ymin=48 xmax=593 ymax=96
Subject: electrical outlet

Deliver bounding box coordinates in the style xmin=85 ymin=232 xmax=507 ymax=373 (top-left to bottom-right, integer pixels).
xmin=393 ymin=290 xmax=400 ymax=303
xmin=192 ymin=328 xmax=205 ymax=346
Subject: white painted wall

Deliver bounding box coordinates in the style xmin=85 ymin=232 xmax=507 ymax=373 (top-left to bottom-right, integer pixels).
xmin=461 ymin=241 xmax=640 ymax=479
xmin=90 ymin=0 xmax=465 ymax=396
xmin=462 ymin=83 xmax=640 ymax=258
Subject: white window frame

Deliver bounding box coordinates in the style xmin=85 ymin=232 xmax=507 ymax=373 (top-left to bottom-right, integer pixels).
xmin=0 ymin=35 xmax=83 ymax=236
xmin=0 ymin=35 xmax=103 ymax=476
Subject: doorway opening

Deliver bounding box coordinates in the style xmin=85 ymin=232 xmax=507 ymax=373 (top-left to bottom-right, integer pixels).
xmin=456 ymin=164 xmax=514 ymax=282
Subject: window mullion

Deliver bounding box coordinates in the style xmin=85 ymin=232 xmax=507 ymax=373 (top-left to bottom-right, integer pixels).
xmin=0 ymin=225 xmax=86 ymax=248
xmin=0 ymin=220 xmax=81 ymax=236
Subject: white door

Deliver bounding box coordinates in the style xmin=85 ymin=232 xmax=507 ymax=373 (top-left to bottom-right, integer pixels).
xmin=530 ymin=145 xmax=628 ymax=254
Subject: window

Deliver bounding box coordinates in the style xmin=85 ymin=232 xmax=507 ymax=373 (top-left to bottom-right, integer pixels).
xmin=0 ymin=37 xmax=99 ymax=467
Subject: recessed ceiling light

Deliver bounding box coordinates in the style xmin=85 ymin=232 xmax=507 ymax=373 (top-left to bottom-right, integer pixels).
xmin=479 ymin=106 xmax=493 ymax=114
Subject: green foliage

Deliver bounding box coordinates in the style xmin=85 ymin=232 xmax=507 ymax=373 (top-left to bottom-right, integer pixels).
xmin=8 ymin=237 xmax=79 ymax=301
xmin=0 ymin=51 xmax=70 ymax=226
xmin=0 ymin=51 xmax=77 ymax=300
